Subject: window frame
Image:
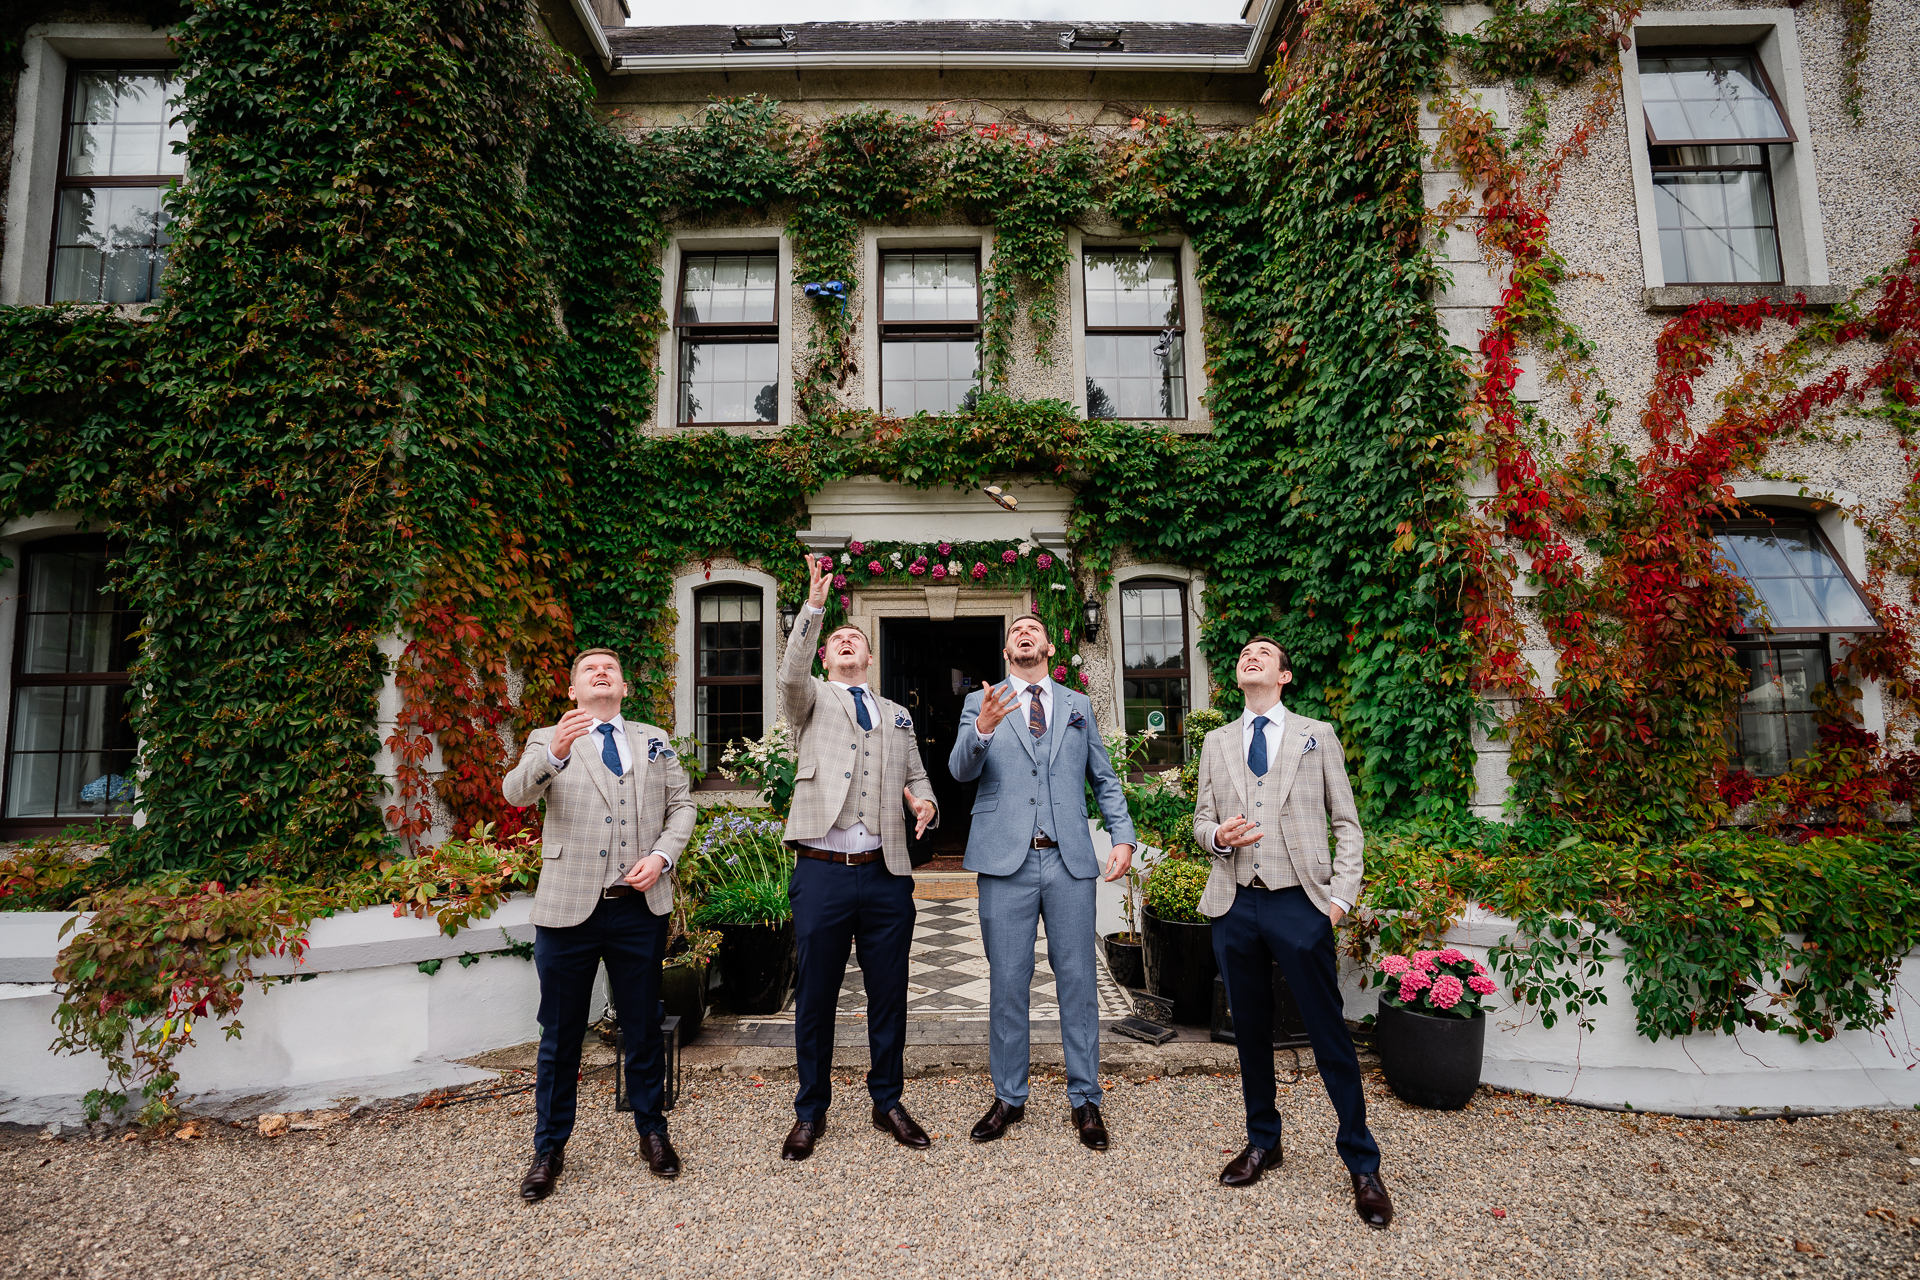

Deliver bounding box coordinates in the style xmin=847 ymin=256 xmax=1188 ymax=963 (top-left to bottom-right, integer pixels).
xmin=1080 ymin=245 xmax=1189 ymax=422
xmin=1713 ymin=514 xmax=1880 ymax=637
xmin=1 ymin=533 xmax=140 ymax=835
xmin=1646 ymin=142 xmax=1785 ymax=286
xmin=1725 ymin=631 xmax=1830 ymax=778
xmin=877 ymin=249 xmax=984 ymax=416
xmin=46 ymin=59 xmax=183 ymax=306
xmin=1638 ymin=46 xmax=1797 ymax=148
xmin=673 ymin=250 xmax=781 ymax=428
xmin=1118 ymin=576 xmax=1193 ymax=771
xmin=690 ymin=582 xmax=766 ymax=787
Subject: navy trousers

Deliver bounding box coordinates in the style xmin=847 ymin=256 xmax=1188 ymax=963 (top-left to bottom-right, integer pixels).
xmin=1211 ymin=884 xmax=1380 ymax=1174
xmin=531 ymin=893 xmax=669 ymax=1153
xmin=789 ymin=855 xmax=916 ymax=1123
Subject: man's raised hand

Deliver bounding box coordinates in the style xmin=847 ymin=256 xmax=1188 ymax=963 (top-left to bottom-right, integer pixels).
xmin=1213 ymin=814 xmax=1263 ymax=849
xmin=551 ymin=707 xmax=596 ymax=761
xmin=804 ymin=547 xmax=831 ymax=610
xmin=974 ymin=681 xmax=1019 ymax=735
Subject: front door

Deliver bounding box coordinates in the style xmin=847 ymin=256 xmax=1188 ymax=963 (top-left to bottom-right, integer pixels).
xmin=879 ymin=617 xmax=1005 ymax=866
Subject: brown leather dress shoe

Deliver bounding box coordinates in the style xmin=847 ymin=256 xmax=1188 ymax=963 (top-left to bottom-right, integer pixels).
xmin=1071 ymin=1103 xmax=1109 ymax=1151
xmin=639 ymin=1132 xmax=681 ymax=1179
xmin=968 ymin=1099 xmax=1025 ymax=1142
xmin=1351 ymin=1170 xmax=1394 ymax=1228
xmin=872 ymin=1103 xmax=931 ymax=1149
xmin=1219 ymin=1140 xmax=1282 ymax=1187
xmin=782 ymin=1119 xmax=822 ymax=1161
xmin=520 ymin=1148 xmax=564 ymax=1201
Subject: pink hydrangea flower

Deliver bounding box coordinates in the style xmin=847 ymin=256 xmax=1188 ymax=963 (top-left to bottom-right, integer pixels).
xmin=1079 ymin=673 xmax=1090 ymax=688
xmin=1468 ymin=974 xmax=1497 ymax=996
xmin=909 ymin=563 xmax=927 ymax=576
xmin=849 ymin=540 xmax=866 ymax=554
xmin=832 ymin=574 xmax=847 ymax=589
xmin=1378 ymin=955 xmax=1412 ymax=976
xmin=930 ymin=565 xmax=947 ymax=580
xmin=971 ymin=562 xmax=989 ymax=580
xmin=1001 ymin=549 xmax=1018 ymax=564
xmin=913 ymin=555 xmax=928 ymax=567
xmin=937 ymin=542 xmax=953 ymax=556
xmin=839 ymin=594 xmax=849 ymax=608
xmin=1396 ymin=971 xmax=1432 ymax=1002
xmin=817 ymin=556 xmax=834 ymax=572
xmin=1435 ymin=948 xmax=1468 ymax=967
xmin=817 ymin=646 xmax=826 ymax=660
xmin=868 ymin=561 xmax=883 ymax=575
xmin=1052 ymin=664 xmax=1069 ymax=682
xmin=1036 ymin=553 xmax=1054 ymax=570
xmin=1428 ymin=975 xmax=1465 ymax=1010
xmin=1412 ymin=951 xmax=1439 ymax=973
xmin=1472 ymin=960 xmax=1488 ymax=976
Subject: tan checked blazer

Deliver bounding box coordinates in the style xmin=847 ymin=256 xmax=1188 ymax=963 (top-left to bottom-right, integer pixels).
xmin=779 ymin=609 xmax=938 ymax=876
xmin=503 ymin=717 xmax=696 ymax=928
xmin=1190 ymin=711 xmax=1364 ymax=919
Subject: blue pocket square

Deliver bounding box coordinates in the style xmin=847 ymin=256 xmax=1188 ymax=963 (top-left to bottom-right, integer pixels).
xmin=1302 ymin=735 xmax=1318 ymax=754
xmin=1067 ymin=710 xmax=1086 ymax=730
xmin=647 ymin=737 xmax=674 ymax=762
xmin=894 ymin=712 xmax=913 ymax=729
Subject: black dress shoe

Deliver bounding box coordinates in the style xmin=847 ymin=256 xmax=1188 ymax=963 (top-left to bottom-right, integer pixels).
xmin=1219 ymin=1140 xmax=1282 ymax=1186
xmin=1351 ymin=1170 xmax=1394 ymax=1228
xmin=639 ymin=1132 xmax=680 ymax=1179
xmin=969 ymin=1099 xmax=1025 ymax=1142
xmin=519 ymin=1148 xmax=564 ymax=1201
xmin=1071 ymin=1103 xmax=1109 ymax=1151
xmin=872 ymin=1103 xmax=931 ymax=1149
xmin=782 ymin=1119 xmax=823 ymax=1161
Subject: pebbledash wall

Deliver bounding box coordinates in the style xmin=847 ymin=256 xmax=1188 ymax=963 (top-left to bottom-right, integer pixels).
xmin=4 ymin=0 xmax=1920 ymax=1112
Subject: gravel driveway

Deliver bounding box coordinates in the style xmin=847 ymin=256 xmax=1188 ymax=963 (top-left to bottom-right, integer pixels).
xmin=5 ymin=1070 xmax=1918 ymax=1279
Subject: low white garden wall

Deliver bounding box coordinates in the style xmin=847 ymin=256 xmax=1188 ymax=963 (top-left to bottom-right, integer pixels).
xmin=0 ymin=896 xmax=565 ymax=1125
xmin=1337 ymin=903 xmax=1920 ymax=1117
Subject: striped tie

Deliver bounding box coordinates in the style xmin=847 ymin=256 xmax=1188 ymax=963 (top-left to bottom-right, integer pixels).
xmin=1028 ymin=685 xmax=1047 ymax=738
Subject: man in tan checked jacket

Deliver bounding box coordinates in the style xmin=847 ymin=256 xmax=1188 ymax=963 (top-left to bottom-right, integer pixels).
xmin=1191 ymin=635 xmax=1394 ymax=1229
xmin=775 ymin=549 xmax=939 ymax=1162
xmin=502 ymin=648 xmax=696 ymax=1201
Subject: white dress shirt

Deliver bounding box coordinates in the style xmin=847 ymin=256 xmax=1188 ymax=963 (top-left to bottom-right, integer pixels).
xmin=545 ymin=714 xmax=675 ymax=870
xmin=1212 ymin=702 xmax=1348 ymax=913
xmin=975 ymin=673 xmax=1055 ymax=740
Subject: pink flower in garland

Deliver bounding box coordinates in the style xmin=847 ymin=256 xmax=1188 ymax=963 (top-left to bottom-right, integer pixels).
xmin=868 ymin=561 xmax=883 ymax=575
xmin=971 ymin=562 xmax=989 ymax=580
xmin=833 ymin=574 xmax=847 ymax=589
xmin=1396 ymin=971 xmax=1432 ymax=1002
xmin=817 ymin=556 xmax=834 ymax=573
xmin=1036 ymin=553 xmax=1053 ymax=570
xmin=1468 ymin=974 xmax=1497 ymax=996
xmin=839 ymin=594 xmax=849 ymax=608
xmin=1063 ymin=628 xmax=1072 ymax=643
xmin=1001 ymin=549 xmax=1018 ymax=564
xmin=1052 ymin=664 xmax=1069 ymax=683
xmin=849 ymin=540 xmax=866 ymax=554
xmin=1435 ymin=948 xmax=1468 ymax=967
xmin=1378 ymin=954 xmax=1412 ymax=977
xmin=937 ymin=542 xmax=953 ymax=556
xmin=909 ymin=562 xmax=927 ymax=576
xmin=817 ymin=647 xmax=826 ymax=660
xmin=1079 ymin=672 xmax=1090 ymax=688
xmin=1428 ymin=975 xmax=1466 ymax=1010
xmin=930 ymin=564 xmax=947 ymax=580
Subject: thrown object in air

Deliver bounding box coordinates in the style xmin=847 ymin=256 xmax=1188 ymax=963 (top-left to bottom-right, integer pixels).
xmin=983 ymin=485 xmax=1018 ymax=511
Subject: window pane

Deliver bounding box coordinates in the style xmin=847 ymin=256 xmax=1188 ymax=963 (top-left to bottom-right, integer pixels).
xmin=696 ymin=589 xmax=763 ymax=679
xmin=1714 ymin=528 xmax=1877 ymax=630
xmin=1086 ymin=334 xmax=1186 ymax=419
xmin=679 ymin=338 xmax=778 ymax=424
xmin=678 ymin=252 xmax=778 ymax=325
xmin=1653 ymin=170 xmax=1781 ymax=284
xmin=1083 ymin=250 xmax=1181 ymax=329
xmin=1121 ymin=584 xmax=1187 ymax=672
xmin=1639 ymin=55 xmax=1789 ymax=142
xmin=1728 ymin=644 xmax=1825 ymax=777
xmin=66 ymin=70 xmax=184 ymax=178
xmin=880 ymin=252 xmax=978 ymax=321
xmin=51 ymin=186 xmax=170 ymax=303
xmin=1123 ymin=676 xmax=1188 ymax=769
xmin=20 ymin=548 xmax=132 ymax=674
xmin=5 ymin=685 xmax=137 ymax=818
xmin=881 ymin=339 xmax=980 ymax=415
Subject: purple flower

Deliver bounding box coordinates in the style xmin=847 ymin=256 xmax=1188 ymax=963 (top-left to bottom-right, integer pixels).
xmin=909 ymin=562 xmax=927 ymax=576
xmin=849 ymin=540 xmax=866 ymax=554
xmin=832 ymin=573 xmax=847 ymax=589
xmin=1052 ymin=664 xmax=1069 ymax=683
xmin=937 ymin=542 xmax=953 ymax=556
xmin=913 ymin=555 xmax=929 ymax=567
xmin=1001 ymin=549 xmax=1018 ymax=564
xmin=869 ymin=561 xmax=883 ymax=575
xmin=1036 ymin=553 xmax=1053 ymax=570
xmin=839 ymin=594 xmax=850 ymax=608
xmin=930 ymin=565 xmax=947 ymax=580
xmin=971 ymin=562 xmax=989 ymax=580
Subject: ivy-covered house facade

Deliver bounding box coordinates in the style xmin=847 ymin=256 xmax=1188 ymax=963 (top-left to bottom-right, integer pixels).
xmin=1 ymin=0 xmax=1918 ymax=877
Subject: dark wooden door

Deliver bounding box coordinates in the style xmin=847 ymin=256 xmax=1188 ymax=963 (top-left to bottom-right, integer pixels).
xmin=879 ymin=617 xmax=1004 ymax=863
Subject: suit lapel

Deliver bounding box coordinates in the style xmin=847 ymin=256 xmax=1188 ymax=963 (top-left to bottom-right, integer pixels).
xmin=580 ymin=724 xmax=619 ymax=812
xmin=1269 ymin=717 xmax=1310 ymax=814
xmin=825 ymin=681 xmax=862 ymax=734
xmin=1047 ymin=687 xmax=1072 ymax=767
xmin=1223 ymin=721 xmax=1253 ymax=815
xmin=1006 ymin=682 xmax=1038 ymax=762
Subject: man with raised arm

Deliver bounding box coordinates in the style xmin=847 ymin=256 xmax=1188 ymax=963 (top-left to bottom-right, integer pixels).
xmin=502 ymin=647 xmax=697 ymax=1200
xmin=949 ymin=613 xmax=1135 ymax=1150
xmin=1191 ymin=635 xmax=1393 ymax=1228
xmin=774 ymin=549 xmax=940 ymax=1161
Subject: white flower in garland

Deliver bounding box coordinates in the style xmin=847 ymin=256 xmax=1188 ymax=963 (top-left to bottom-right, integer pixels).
xmin=840 ymin=552 xmax=851 ymax=566
xmin=1070 ymin=653 xmax=1082 ymax=666
xmin=947 ymin=560 xmax=963 ymax=576
xmin=1049 ymin=582 xmax=1067 ymax=591
xmin=889 ymin=551 xmax=904 ymax=566
xmin=1017 ymin=540 xmax=1035 ymax=557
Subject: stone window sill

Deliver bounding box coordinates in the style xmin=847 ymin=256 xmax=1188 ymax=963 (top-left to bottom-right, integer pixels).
xmin=1642 ymin=284 xmax=1848 ymax=313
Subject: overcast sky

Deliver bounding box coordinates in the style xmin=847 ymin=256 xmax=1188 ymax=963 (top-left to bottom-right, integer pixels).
xmin=625 ymin=1 xmax=1250 ymax=24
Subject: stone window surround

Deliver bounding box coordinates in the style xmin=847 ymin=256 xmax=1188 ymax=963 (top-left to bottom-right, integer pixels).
xmin=1622 ymin=10 xmax=1838 ymax=311
xmin=669 ymin=565 xmax=780 ymax=793
xmin=1 ymin=23 xmax=178 ymax=308
xmin=1104 ymin=563 xmax=1211 ymax=733
xmin=651 ymin=229 xmax=792 ymax=432
xmin=1066 ymin=230 xmax=1212 ymax=430
xmin=859 ymin=225 xmax=991 ymax=419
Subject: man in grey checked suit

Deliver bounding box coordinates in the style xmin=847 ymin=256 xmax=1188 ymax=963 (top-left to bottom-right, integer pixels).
xmin=1192 ymin=635 xmax=1393 ymax=1227
xmin=775 ymin=550 xmax=940 ymax=1162
xmin=950 ymin=613 xmax=1135 ymax=1150
xmin=502 ymin=647 xmax=696 ymax=1200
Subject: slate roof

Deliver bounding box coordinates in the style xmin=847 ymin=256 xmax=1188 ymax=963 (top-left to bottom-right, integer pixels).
xmin=607 ymin=20 xmax=1264 ymax=66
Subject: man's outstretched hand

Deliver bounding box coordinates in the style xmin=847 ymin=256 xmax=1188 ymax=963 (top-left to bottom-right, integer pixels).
xmin=974 ymin=682 xmax=1020 ymax=735
xmin=804 ymin=547 xmax=832 ymax=610
xmin=906 ymin=790 xmax=936 ymax=838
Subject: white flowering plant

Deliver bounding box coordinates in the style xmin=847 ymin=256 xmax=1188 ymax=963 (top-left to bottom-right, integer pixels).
xmin=718 ymin=719 xmax=799 ymax=817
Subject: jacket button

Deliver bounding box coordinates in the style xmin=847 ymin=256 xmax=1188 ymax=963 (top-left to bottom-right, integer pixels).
xmin=605 ymin=816 xmax=612 ymax=823
xmin=1030 ymin=798 xmax=1036 ymax=805
xmin=845 ymin=772 xmax=852 ymax=778
xmin=599 ymin=850 xmax=607 ymax=857
xmin=1031 ymin=769 xmax=1037 ymax=776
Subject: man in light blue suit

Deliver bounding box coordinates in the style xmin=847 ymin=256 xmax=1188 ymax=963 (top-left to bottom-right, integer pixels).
xmin=950 ymin=613 xmax=1135 ymax=1150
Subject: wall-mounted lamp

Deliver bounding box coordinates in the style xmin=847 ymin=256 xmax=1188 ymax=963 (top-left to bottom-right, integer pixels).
xmin=1082 ymin=591 xmax=1103 ymax=643
xmin=778 ymin=601 xmax=800 ymax=636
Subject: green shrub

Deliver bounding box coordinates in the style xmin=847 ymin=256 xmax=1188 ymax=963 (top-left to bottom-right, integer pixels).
xmin=1144 ymin=855 xmax=1210 ymax=924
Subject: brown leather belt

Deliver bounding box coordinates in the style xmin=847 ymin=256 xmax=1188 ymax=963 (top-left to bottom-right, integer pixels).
xmin=797 ymin=846 xmax=884 ymax=866
xmin=602 ymin=884 xmax=636 ymax=898
xmin=1030 ymin=834 xmax=1058 ymax=849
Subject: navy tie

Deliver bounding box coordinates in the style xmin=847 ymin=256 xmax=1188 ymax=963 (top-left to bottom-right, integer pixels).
xmin=850 ymin=687 xmax=873 ymax=731
xmin=1248 ymin=715 xmax=1270 ymax=778
xmin=597 ymin=723 xmax=623 ymax=776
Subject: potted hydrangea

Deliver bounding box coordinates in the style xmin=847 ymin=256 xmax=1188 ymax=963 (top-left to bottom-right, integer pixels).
xmin=1369 ymin=947 xmax=1498 ymax=1110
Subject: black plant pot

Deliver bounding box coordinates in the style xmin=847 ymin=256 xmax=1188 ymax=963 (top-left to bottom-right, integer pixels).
xmin=1102 ymin=932 xmax=1145 ymax=990
xmin=1141 ymin=910 xmax=1217 ymax=1026
xmin=1375 ymin=1001 xmax=1486 ymax=1110
xmin=717 ymin=921 xmax=796 ymax=1015
xmin=659 ymin=962 xmax=708 ymax=1043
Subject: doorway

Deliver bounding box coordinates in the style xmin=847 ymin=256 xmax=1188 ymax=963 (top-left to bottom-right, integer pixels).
xmin=879 ymin=617 xmax=1005 ymax=866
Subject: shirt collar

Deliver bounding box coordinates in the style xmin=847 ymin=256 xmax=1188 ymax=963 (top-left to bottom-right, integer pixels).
xmin=1011 ymin=674 xmax=1052 ymax=697
xmin=829 ymin=681 xmax=872 ymax=698
xmin=590 ymin=714 xmax=627 ymax=734
xmin=1242 ymin=704 xmax=1283 ymax=729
